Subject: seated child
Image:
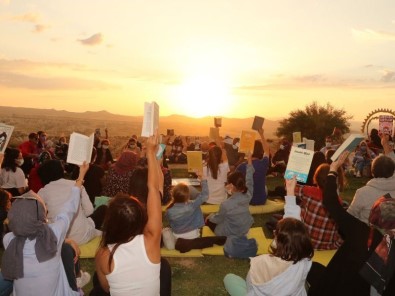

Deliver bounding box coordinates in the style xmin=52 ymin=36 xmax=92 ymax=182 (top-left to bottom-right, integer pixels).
xmin=223 ymin=217 xmax=314 ymax=296
xmin=206 ymin=153 xmax=256 ymax=258
xmin=164 ymin=178 xmax=226 ymax=253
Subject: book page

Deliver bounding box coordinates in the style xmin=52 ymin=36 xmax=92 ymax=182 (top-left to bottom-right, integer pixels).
xmin=187 ymin=151 xmax=203 ymax=174
xmin=0 ymin=123 xmax=14 ymax=154
xmin=239 ymin=130 xmax=256 ymax=153
xmin=284 ymin=146 xmax=314 ymax=183
xmin=303 ymin=137 xmax=315 ymax=151
xmin=214 ymin=117 xmax=222 ymax=128
xmin=67 ymin=132 xmax=92 ymax=165
xmin=141 ymin=101 xmax=159 ymax=137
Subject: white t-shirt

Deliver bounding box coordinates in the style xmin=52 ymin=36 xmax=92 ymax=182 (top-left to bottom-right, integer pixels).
xmin=106 ymin=235 xmax=160 ymax=296
xmin=38 ymin=179 xmax=100 ymax=245
xmin=0 ymin=167 xmax=27 ymax=189
xmin=204 ymin=162 xmax=229 ymax=205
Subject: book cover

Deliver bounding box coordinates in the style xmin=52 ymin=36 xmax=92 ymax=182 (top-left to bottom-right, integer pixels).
xmin=0 ymin=123 xmax=14 ymax=154
xmin=214 ymin=117 xmax=222 ymax=128
xmin=252 ymin=116 xmax=265 ymax=131
xmin=293 ymin=132 xmax=302 ymax=144
xmin=141 ymin=101 xmax=159 ymax=137
xmin=209 ymin=127 xmax=220 ymax=140
xmin=66 ymin=132 xmax=94 ymax=165
xmin=187 ymin=151 xmax=203 ymax=174
xmin=330 ymin=134 xmax=365 ymax=162
xmin=239 ymin=130 xmax=256 ymax=153
xmin=156 ymin=143 xmax=166 ymax=160
xmin=284 ymin=146 xmax=314 ymax=183
xmin=379 ymin=115 xmax=393 ymax=136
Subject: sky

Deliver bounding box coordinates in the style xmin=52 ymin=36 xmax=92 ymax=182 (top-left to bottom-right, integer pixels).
xmin=1 ymin=0 xmax=395 ymax=121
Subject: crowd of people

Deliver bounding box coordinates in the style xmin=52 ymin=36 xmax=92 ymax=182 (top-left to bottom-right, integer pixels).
xmin=0 ymin=124 xmax=394 ymax=295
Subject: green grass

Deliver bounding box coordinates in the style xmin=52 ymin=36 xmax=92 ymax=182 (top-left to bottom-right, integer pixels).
xmin=1 ymin=175 xmax=369 ymax=295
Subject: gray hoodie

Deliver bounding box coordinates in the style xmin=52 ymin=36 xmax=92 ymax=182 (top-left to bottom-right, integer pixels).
xmin=347 ymin=175 xmax=395 ymax=224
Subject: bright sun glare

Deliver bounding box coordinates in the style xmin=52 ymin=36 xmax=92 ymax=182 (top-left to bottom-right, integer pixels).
xmin=174 ymin=75 xmax=234 ymax=117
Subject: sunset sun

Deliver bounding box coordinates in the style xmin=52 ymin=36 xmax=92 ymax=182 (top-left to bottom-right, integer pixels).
xmin=174 ymin=75 xmax=234 ymax=117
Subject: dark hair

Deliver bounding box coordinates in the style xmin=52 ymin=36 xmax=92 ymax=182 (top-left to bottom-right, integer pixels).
xmin=28 ymin=132 xmax=38 ymax=140
xmin=313 ymin=164 xmax=330 ymax=190
xmin=306 ymin=151 xmax=326 ymax=186
xmin=100 ymin=193 xmax=148 ymax=269
xmin=91 ymin=147 xmax=97 ymax=163
xmin=2 ymin=148 xmax=20 ymax=172
xmin=270 ymin=218 xmax=314 ymax=264
xmin=207 ymin=146 xmax=222 ymax=179
xmin=252 ymin=140 xmax=264 ymax=159
xmin=0 ymin=188 xmax=10 ymax=208
xmin=128 ymin=167 xmax=149 ymax=204
xmin=325 ymin=149 xmax=336 ymax=165
xmin=227 ymin=171 xmax=247 ymax=194
xmin=38 ymin=160 xmax=65 ymax=185
xmin=372 ymin=155 xmax=395 ymax=178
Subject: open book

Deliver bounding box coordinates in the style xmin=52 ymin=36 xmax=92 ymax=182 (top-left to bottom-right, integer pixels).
xmin=187 ymin=151 xmax=203 ymax=175
xmin=252 ymin=116 xmax=265 ymax=131
xmin=0 ymin=123 xmax=14 ymax=154
xmin=209 ymin=127 xmax=220 ymax=140
xmin=239 ymin=130 xmax=256 ymax=153
xmin=285 ymin=146 xmax=314 ymax=183
xmin=330 ymin=134 xmax=365 ymax=162
xmin=141 ymin=101 xmax=159 ymax=137
xmin=292 ymin=132 xmax=302 ymax=144
xmin=302 ymin=137 xmax=315 ymax=151
xmin=66 ymin=132 xmax=94 ymax=165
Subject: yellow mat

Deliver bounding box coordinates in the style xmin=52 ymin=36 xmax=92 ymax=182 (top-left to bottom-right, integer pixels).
xmin=79 ymin=236 xmax=101 ymax=259
xmin=160 ymin=248 xmax=204 ymax=257
xmin=201 ymin=227 xmax=269 ymax=256
xmin=200 ymin=199 xmax=285 ymax=215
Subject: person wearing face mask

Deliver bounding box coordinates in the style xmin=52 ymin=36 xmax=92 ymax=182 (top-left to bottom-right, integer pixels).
xmin=123 ymin=138 xmax=141 ymax=155
xmin=55 ymin=136 xmax=69 ymax=162
xmin=0 ymin=148 xmax=28 ymax=196
xmin=95 ymin=139 xmax=114 ymax=171
xmin=36 ymin=130 xmax=47 ymax=155
xmin=268 ymin=139 xmax=291 ymax=177
xmin=223 ymin=137 xmax=245 ymax=173
xmin=352 ymin=141 xmax=376 ymax=178
xmin=320 ymin=136 xmax=339 ymax=155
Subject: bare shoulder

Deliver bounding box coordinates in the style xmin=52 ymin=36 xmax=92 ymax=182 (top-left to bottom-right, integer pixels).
xmin=96 ymin=246 xmax=112 ymax=274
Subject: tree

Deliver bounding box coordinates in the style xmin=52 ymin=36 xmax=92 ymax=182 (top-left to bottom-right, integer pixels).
xmin=276 ymin=102 xmax=352 ymax=150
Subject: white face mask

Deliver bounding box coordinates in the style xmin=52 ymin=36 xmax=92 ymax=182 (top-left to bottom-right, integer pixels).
xmin=15 ymin=159 xmax=24 ymax=166
xmin=102 ymin=145 xmax=109 ymax=150
xmin=226 ymin=184 xmax=233 ymax=196
xmin=326 ymin=142 xmax=332 ymax=148
xmin=129 ymin=144 xmax=136 ymax=149
xmin=279 ymin=145 xmax=285 ymax=150
xmin=233 ymin=142 xmax=240 ymax=149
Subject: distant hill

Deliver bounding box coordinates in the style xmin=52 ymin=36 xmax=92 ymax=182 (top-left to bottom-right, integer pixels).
xmin=0 ymin=106 xmax=280 ymax=138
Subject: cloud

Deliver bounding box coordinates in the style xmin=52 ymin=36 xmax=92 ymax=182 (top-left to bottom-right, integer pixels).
xmin=352 ymin=28 xmax=395 ymax=41
xmin=380 ymin=70 xmax=395 ymax=82
xmin=8 ymin=12 xmax=50 ymax=33
xmin=77 ymin=33 xmax=103 ymax=46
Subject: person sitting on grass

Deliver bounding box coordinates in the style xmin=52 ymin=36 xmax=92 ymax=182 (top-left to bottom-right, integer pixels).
xmin=206 ymin=152 xmax=257 ymax=258
xmin=307 ymin=152 xmax=395 ymax=296
xmin=1 ymin=163 xmax=90 ymax=296
xmin=223 ymin=215 xmax=313 ymax=296
xmin=163 ymin=174 xmax=227 ymax=253
xmin=95 ymin=132 xmax=171 ymax=295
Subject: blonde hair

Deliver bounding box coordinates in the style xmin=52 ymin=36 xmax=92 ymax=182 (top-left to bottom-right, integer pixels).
xmin=166 ymin=183 xmax=189 ymax=209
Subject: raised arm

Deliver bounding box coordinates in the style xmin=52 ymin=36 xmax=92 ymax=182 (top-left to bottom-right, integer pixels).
xmin=381 ymin=134 xmax=395 ymax=161
xmin=283 ymin=176 xmax=301 ymax=220
xmin=143 ymin=132 xmax=162 ymax=264
xmin=258 ymin=128 xmax=270 ymax=157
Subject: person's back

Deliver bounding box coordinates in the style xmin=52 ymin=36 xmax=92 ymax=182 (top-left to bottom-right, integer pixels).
xmin=347 ymin=155 xmax=395 ymax=224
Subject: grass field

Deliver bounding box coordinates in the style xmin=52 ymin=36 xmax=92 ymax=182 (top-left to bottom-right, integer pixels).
xmin=77 ymin=173 xmax=369 ymax=295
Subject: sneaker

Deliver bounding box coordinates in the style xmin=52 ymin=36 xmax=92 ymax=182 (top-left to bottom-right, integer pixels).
xmin=356 ymin=171 xmax=361 ymax=178
xmin=76 ymin=271 xmax=91 ymax=288
xmin=162 ymin=227 xmax=176 ymax=250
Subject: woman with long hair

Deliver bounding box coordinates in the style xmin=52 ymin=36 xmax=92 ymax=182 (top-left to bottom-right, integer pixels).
xmin=0 ymin=147 xmax=28 ymax=196
xmin=204 ymin=145 xmax=229 ymax=204
xmin=95 ymin=133 xmax=164 ymax=295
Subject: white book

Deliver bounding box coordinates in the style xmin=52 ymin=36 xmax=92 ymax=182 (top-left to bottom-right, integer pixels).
xmin=303 ymin=137 xmax=315 ymax=151
xmin=66 ymin=132 xmax=94 ymax=165
xmin=330 ymin=134 xmax=365 ymax=162
xmin=0 ymin=123 xmax=14 ymax=154
xmin=141 ymin=101 xmax=159 ymax=137
xmin=284 ymin=146 xmax=314 ymax=183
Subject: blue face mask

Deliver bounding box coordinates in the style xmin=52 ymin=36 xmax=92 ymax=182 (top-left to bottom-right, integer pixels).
xmin=360 ymin=146 xmax=367 ymax=152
